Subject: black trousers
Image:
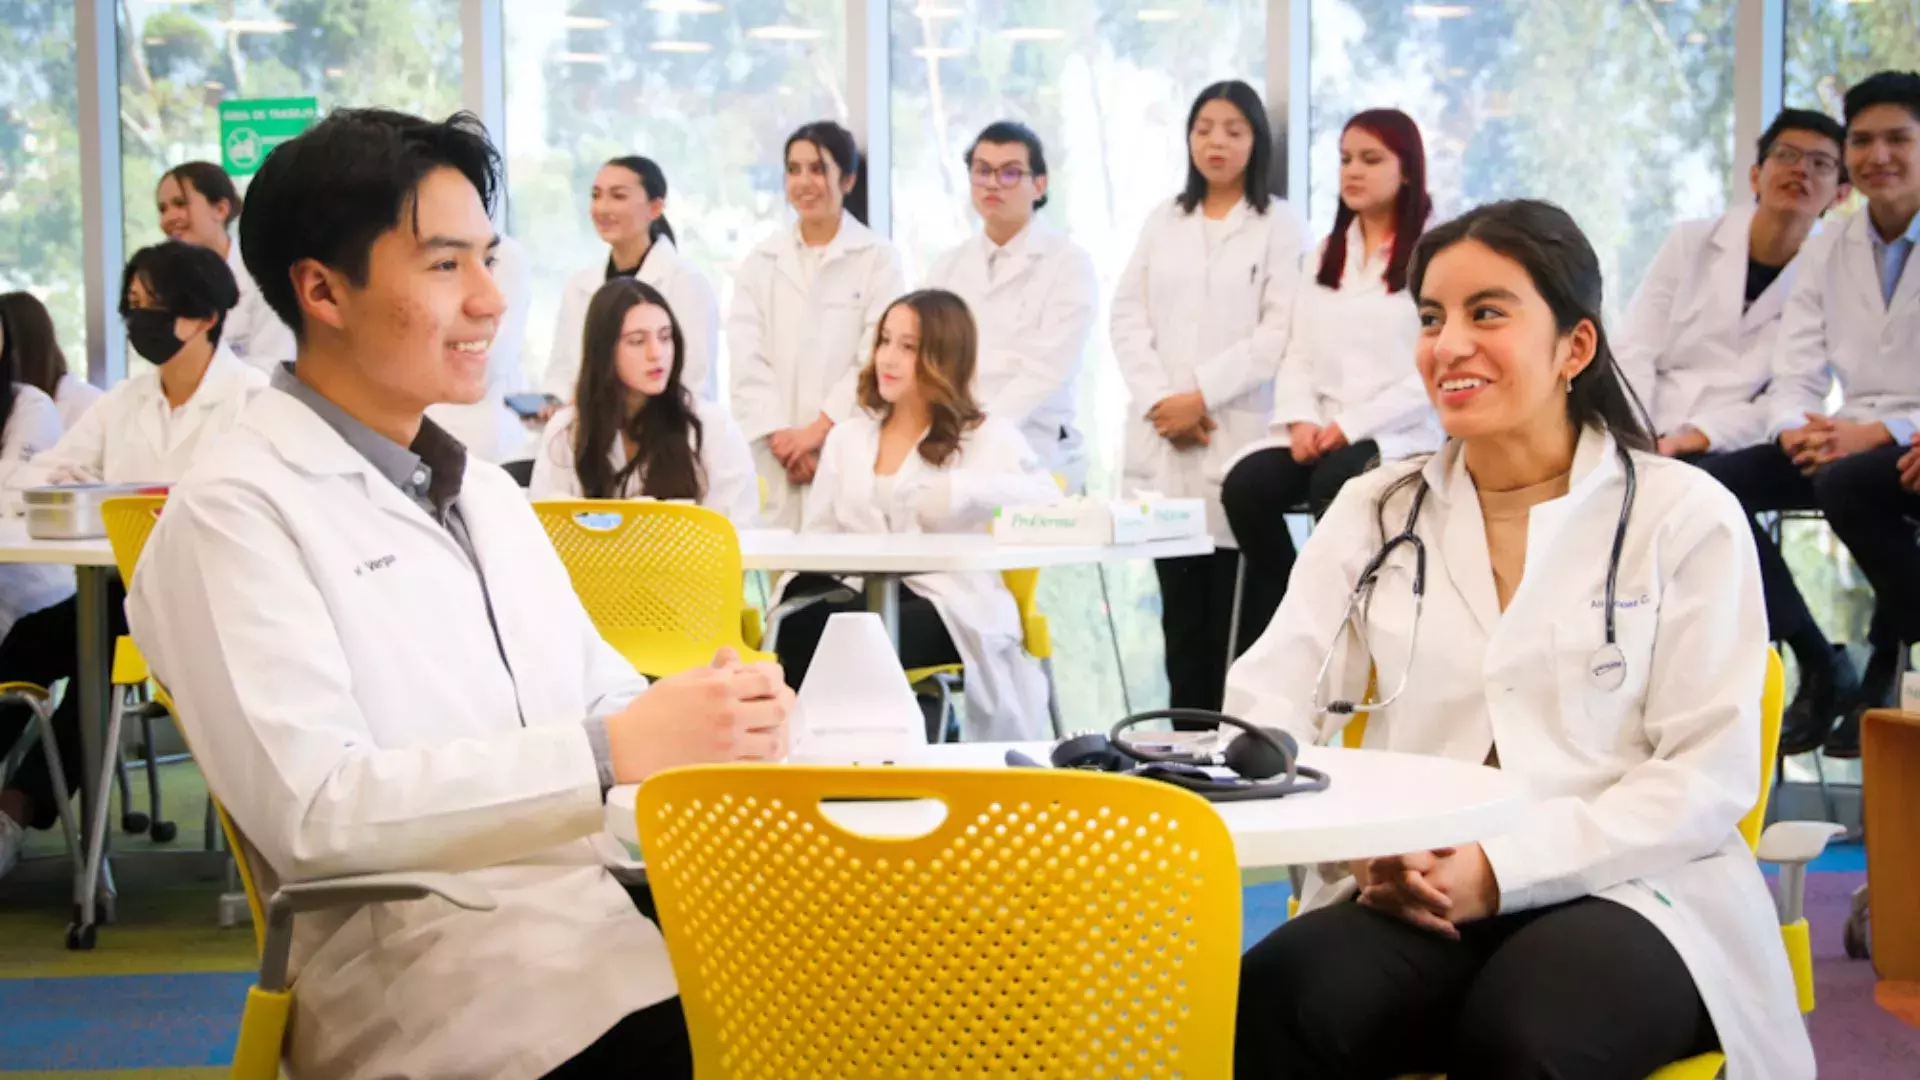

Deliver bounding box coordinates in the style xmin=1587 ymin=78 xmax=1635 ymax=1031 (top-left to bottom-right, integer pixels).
xmin=542 ymin=883 xmax=693 ymax=1079
xmin=1220 ymin=441 xmax=1380 ymax=651
xmin=0 ymin=590 xmax=127 ymax=830
xmin=1701 ymin=442 xmax=1916 ymax=645
xmin=1155 ymin=549 xmax=1247 ymax=716
xmin=1236 ymin=898 xmax=1717 ymax=1080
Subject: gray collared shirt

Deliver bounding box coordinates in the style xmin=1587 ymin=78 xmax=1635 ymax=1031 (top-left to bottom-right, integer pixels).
xmin=272 ymin=365 xmax=617 ymax=791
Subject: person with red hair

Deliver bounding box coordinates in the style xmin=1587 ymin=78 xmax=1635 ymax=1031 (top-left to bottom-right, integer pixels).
xmin=1222 ymin=108 xmax=1441 ymax=646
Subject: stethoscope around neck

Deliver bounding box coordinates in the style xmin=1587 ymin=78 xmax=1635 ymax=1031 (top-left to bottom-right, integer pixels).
xmin=1309 ymin=443 xmax=1639 ymax=724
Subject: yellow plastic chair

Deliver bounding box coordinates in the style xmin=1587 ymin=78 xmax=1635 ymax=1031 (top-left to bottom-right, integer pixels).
xmin=635 ymin=763 xmax=1242 ymax=1079
xmin=1357 ymin=650 xmax=1828 ymax=1080
xmin=908 ymin=566 xmax=1062 ymax=740
xmin=100 ymin=495 xmax=178 ymax=841
xmin=531 ymin=499 xmax=774 ymax=677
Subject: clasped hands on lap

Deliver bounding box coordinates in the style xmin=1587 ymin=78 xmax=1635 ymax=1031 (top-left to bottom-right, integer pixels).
xmin=771 ymin=415 xmax=834 ymax=485
xmin=605 ymin=647 xmax=795 ymax=782
xmin=1352 ymin=842 xmax=1501 ymax=939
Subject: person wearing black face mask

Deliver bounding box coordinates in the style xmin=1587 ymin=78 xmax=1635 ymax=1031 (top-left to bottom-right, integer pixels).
xmin=8 ymin=240 xmax=262 ymax=492
xmin=0 ymin=241 xmax=261 ymax=878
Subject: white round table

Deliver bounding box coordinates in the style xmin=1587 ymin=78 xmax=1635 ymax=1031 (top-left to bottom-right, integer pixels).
xmin=604 ymin=741 xmax=1527 ymax=870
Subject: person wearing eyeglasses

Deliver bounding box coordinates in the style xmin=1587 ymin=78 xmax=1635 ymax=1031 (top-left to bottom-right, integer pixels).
xmin=1617 ymin=108 xmax=1848 ymax=462
xmin=923 ymin=121 xmax=1098 ymax=491
xmin=1700 ymin=71 xmax=1920 ymax=759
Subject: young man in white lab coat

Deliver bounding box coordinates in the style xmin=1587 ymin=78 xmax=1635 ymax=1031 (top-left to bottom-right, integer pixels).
xmin=1701 ymin=71 xmax=1920 ymax=758
xmin=923 ymin=121 xmax=1098 ymax=491
xmin=127 ymin=108 xmax=792 ymax=1080
xmin=1617 ymin=108 xmax=1847 ymax=457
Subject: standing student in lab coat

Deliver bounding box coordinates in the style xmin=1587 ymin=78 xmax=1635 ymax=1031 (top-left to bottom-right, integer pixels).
xmin=1701 ymin=71 xmax=1920 ymax=758
xmin=1222 ymin=108 xmax=1439 ymax=648
xmin=531 ymin=277 xmax=758 ymax=523
xmin=1617 ymin=108 xmax=1847 ymax=457
xmin=424 ymin=232 xmax=535 ymax=462
xmin=155 ymin=162 xmax=295 ymax=372
xmin=128 ymin=108 xmax=791 ymax=1080
xmin=776 ymin=289 xmax=1063 ymax=741
xmin=1230 ymin=200 xmax=1812 ymax=1080
xmin=0 ymin=292 xmax=102 ymax=429
xmin=730 ymin=121 xmax=907 ymax=529
xmin=1 ymin=241 xmax=260 ymax=878
xmin=924 ymin=121 xmax=1098 ymax=489
xmin=544 ymin=157 xmax=720 ymax=403
xmin=1111 ymin=80 xmax=1304 ymax=713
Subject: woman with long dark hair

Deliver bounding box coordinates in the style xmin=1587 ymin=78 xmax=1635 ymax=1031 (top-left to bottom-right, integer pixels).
xmin=545 ymin=156 xmax=721 ymax=403
xmin=1227 ymin=200 xmax=1810 ymax=1078
xmin=1111 ymin=80 xmax=1306 ymax=714
xmin=155 ymin=161 xmax=294 ymax=371
xmin=729 ymin=121 xmax=906 ymax=529
xmin=0 ymin=292 xmax=100 ymax=427
xmin=530 ymin=277 xmax=755 ymax=522
xmin=776 ymin=289 xmax=1061 ymax=741
xmin=1221 ymin=108 xmax=1440 ymax=649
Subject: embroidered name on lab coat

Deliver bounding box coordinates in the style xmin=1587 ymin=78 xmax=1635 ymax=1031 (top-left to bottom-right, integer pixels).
xmin=354 ymin=555 xmax=397 ymax=577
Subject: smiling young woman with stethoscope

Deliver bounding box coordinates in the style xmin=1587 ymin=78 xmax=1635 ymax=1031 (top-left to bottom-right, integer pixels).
xmin=1226 ymin=200 xmax=1812 ymax=1078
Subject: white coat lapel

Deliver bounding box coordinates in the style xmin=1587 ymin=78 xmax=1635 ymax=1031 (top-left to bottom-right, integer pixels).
xmin=1425 ymin=444 xmax=1502 ymax=641
xmin=1709 ymin=210 xmax=1757 ymax=336
xmin=1516 ymin=428 xmax=1616 ymax=591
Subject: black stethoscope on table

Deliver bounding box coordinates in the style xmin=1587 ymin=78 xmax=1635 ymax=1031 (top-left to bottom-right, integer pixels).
xmin=1310 ymin=443 xmax=1640 ymax=722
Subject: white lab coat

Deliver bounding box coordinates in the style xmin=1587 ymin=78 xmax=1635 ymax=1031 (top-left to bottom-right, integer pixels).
xmin=8 ymin=345 xmax=266 ymax=490
xmin=529 ymin=398 xmax=760 ymax=525
xmin=223 ymin=241 xmax=297 ymax=374
xmin=1224 ymin=427 xmax=1813 ymax=1079
xmin=53 ymin=373 xmax=105 ymax=430
xmin=0 ymin=384 xmax=74 ymax=641
xmin=1760 ymin=208 xmax=1920 ymax=439
xmin=729 ymin=214 xmax=907 ymax=529
xmin=427 ymin=234 xmax=535 ymax=462
xmin=1265 ymin=223 xmax=1441 ymax=461
xmin=924 ymin=223 xmax=1099 ymax=488
xmin=126 ymin=387 xmax=675 ymax=1080
xmin=794 ymin=412 xmax=1062 ymax=741
xmin=1110 ymin=197 xmax=1305 ymax=545
xmin=1615 ymin=206 xmax=1801 ymax=449
xmin=543 ymin=237 xmax=721 ymax=403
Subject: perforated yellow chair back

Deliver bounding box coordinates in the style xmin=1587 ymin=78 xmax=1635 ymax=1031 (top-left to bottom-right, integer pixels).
xmin=101 ymin=496 xmax=168 ymax=684
xmin=531 ymin=499 xmax=770 ymax=676
xmin=636 ymin=765 xmax=1243 ymax=1079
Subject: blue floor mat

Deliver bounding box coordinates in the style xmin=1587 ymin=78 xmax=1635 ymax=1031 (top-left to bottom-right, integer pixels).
xmin=0 ymin=974 xmax=250 ymax=1071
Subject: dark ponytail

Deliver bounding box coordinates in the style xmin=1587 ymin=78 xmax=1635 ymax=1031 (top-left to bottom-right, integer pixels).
xmin=605 ymin=155 xmax=676 ymax=247
xmin=785 ymin=121 xmax=868 ymax=225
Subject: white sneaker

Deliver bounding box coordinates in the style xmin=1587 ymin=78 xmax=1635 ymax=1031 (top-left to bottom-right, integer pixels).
xmin=0 ymin=810 xmax=21 ymax=881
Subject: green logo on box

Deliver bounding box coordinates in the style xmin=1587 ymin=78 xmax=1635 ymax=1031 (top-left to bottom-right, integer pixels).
xmin=219 ymin=97 xmax=319 ymax=176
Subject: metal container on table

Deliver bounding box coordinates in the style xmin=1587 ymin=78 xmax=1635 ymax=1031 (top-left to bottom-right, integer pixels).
xmin=22 ymin=484 xmax=169 ymax=540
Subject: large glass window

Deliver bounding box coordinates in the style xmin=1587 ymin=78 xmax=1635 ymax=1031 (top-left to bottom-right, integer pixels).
xmin=1308 ymin=0 xmax=1738 ymax=314
xmin=1786 ymin=0 xmax=1920 ymax=115
xmin=1 ymin=0 xmax=88 ymax=368
xmin=503 ymin=0 xmax=847 ymax=392
xmin=892 ymin=0 xmax=1267 ymax=718
xmin=118 ymin=1 xmax=463 ymax=259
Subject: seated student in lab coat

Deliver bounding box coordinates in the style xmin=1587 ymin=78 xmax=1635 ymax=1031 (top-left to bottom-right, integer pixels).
xmin=1111 ymin=79 xmax=1304 ymax=715
xmin=155 ymin=162 xmax=295 ymax=373
xmin=545 ymin=157 xmax=720 ymax=404
xmin=730 ymin=121 xmax=907 ymax=530
xmin=0 ymin=319 xmax=69 ymax=879
xmin=1228 ymin=200 xmax=1813 ymax=1080
xmin=1 ymin=240 xmax=261 ymax=878
xmin=1701 ymin=71 xmax=1920 ymax=759
xmin=1617 ymin=109 xmax=1847 ymax=461
xmin=530 ymin=276 xmax=758 ymax=523
xmin=126 ymin=108 xmax=792 ymax=1080
xmin=0 ymin=291 xmax=102 ymax=429
xmin=923 ymin=121 xmax=1098 ymax=491
xmin=774 ymin=289 xmax=1063 ymax=742
xmin=1222 ymin=108 xmax=1440 ymax=652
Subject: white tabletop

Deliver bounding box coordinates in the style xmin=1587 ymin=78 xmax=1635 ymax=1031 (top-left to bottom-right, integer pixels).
xmin=736 ymin=530 xmax=1212 ymax=575
xmin=0 ymin=519 xmax=117 ymax=567
xmin=605 ymin=741 xmax=1526 ymax=870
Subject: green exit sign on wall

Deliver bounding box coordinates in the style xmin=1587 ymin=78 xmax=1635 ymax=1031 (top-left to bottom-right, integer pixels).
xmin=218 ymin=97 xmax=319 ymax=176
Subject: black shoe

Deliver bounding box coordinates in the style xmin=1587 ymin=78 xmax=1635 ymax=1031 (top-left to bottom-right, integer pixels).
xmin=1824 ymin=648 xmax=1904 ymax=759
xmin=1779 ymin=645 xmax=1859 ymax=756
